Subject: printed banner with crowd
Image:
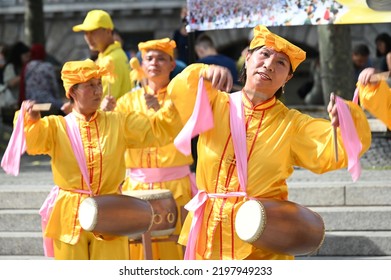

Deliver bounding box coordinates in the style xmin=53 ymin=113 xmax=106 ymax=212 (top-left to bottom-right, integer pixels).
xmin=186 ymin=0 xmax=391 ymax=31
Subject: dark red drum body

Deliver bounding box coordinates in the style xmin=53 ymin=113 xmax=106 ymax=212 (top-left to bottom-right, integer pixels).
xmin=78 ymin=194 xmax=153 ymax=237
xmin=124 ymin=189 xmax=178 ymax=239
xmin=234 ymin=198 xmax=325 ymax=256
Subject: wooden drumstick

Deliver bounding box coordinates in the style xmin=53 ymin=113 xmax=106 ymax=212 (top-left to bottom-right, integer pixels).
xmin=369 ymin=71 xmax=390 ymax=83
xmin=129 ymin=57 xmax=149 ymax=94
xmin=32 ymin=103 xmax=51 ymax=111
xmin=330 ymin=92 xmax=338 ymax=162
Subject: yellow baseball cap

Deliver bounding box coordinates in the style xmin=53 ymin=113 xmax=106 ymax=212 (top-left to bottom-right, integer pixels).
xmin=249 ymin=25 xmax=306 ymax=72
xmin=72 ymin=10 xmax=114 ymax=32
xmin=138 ymin=38 xmax=177 ymax=59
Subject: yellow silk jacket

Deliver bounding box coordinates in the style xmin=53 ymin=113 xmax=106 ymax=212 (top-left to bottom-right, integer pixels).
xmin=115 ymin=86 xmax=193 ymax=221
xmin=115 ymin=85 xmax=193 ymax=260
xmin=97 ymin=41 xmax=132 ymax=100
xmin=24 ymin=108 xmax=181 ymax=245
xmin=168 ymin=64 xmax=372 ymax=260
xmin=356 ymin=80 xmax=391 ymax=130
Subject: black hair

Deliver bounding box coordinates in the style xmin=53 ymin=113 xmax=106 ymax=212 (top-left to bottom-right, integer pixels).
xmin=238 ymin=47 xmax=293 ymax=100
xmin=375 ymin=33 xmax=391 ymax=57
xmin=352 ymin=44 xmax=370 ymax=57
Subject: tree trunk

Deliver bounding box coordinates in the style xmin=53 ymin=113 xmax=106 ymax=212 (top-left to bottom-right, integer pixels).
xmin=318 ymin=25 xmax=355 ymax=107
xmin=24 ymin=0 xmax=45 ymax=45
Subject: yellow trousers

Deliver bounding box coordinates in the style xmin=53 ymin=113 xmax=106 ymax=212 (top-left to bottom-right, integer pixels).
xmin=129 ymin=239 xmax=184 ymax=260
xmin=53 ymin=230 xmax=129 ymax=260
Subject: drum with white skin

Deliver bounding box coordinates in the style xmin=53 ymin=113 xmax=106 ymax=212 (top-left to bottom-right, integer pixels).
xmin=78 ymin=194 xmax=153 ymax=237
xmin=235 ymin=198 xmax=325 ymax=256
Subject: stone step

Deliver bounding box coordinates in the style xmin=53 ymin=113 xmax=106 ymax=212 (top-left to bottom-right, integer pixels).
xmin=0 ymin=232 xmax=44 ymax=256
xmin=1 ymin=181 xmax=391 ymax=209
xmin=0 ymin=231 xmax=389 ymax=257
xmin=311 ymin=206 xmax=391 ymax=231
xmin=316 ymin=231 xmax=391 ymax=256
xmin=289 ymin=182 xmax=391 ymax=206
xmin=0 ymin=209 xmax=41 ymax=232
xmin=0 ymin=189 xmax=50 ymax=209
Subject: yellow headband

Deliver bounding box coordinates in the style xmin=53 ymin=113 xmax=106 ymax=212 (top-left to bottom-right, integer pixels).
xmin=138 ymin=38 xmax=176 ymax=59
xmin=61 ymin=59 xmax=112 ymax=98
xmin=249 ymin=25 xmax=306 ymax=72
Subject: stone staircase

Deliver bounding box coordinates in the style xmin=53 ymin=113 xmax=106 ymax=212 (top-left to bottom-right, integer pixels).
xmin=289 ymin=180 xmax=391 ymax=259
xmin=0 ymin=167 xmax=390 ymax=259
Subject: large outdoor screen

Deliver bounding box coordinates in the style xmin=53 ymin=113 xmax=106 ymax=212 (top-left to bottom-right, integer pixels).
xmin=187 ymin=0 xmax=391 ymax=31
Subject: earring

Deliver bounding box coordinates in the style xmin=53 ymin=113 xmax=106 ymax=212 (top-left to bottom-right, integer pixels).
xmin=282 ymin=85 xmax=285 ymax=95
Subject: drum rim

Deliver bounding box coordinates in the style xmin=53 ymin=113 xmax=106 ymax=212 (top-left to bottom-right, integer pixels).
xmin=124 ymin=189 xmax=173 ymax=201
xmin=78 ymin=197 xmax=98 ymax=231
xmin=306 ymin=209 xmax=326 ymax=255
xmin=235 ymin=199 xmax=267 ymax=243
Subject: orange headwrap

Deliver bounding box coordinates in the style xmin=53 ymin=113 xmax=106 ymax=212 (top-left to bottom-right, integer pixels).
xmin=138 ymin=38 xmax=176 ymax=59
xmin=249 ymin=25 xmax=306 ymax=72
xmin=61 ymin=59 xmax=112 ymax=98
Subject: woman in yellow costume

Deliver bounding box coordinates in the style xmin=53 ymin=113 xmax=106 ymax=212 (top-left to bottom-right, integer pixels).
xmin=3 ymin=59 xmax=181 ymax=260
xmin=107 ymin=38 xmax=194 ymax=260
xmin=167 ymin=24 xmax=372 ymax=260
xmin=356 ymin=67 xmax=391 ymax=130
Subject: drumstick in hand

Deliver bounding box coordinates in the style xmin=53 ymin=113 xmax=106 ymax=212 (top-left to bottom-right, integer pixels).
xmin=32 ymin=103 xmax=51 ymax=111
xmin=130 ymin=57 xmax=148 ymax=94
xmin=330 ymin=92 xmax=338 ymax=162
xmin=369 ymin=71 xmax=390 ymax=83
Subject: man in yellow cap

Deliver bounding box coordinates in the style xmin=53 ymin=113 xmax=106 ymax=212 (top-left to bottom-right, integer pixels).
xmin=103 ymin=38 xmax=194 ymax=260
xmin=73 ymin=9 xmax=131 ymax=101
xmin=167 ymin=24 xmax=371 ymax=260
xmin=17 ymin=59 xmax=182 ymax=260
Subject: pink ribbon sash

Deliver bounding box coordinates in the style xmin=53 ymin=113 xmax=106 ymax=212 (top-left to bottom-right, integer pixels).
xmin=174 ymin=76 xmax=214 ymax=155
xmin=1 ymin=105 xmax=26 ymax=176
xmin=183 ymin=91 xmax=248 ymax=260
xmin=229 ymin=91 xmax=247 ymax=191
xmin=65 ymin=113 xmax=91 ymax=189
xmin=183 ymin=190 xmax=247 ymax=260
xmin=129 ymin=165 xmax=192 ymax=183
xmin=128 ymin=165 xmax=197 ymax=197
xmin=335 ymin=95 xmax=362 ymax=182
xmin=39 ymin=113 xmax=92 ymax=257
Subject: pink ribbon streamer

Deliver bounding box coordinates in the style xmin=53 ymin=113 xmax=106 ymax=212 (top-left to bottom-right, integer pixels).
xmin=1 ymin=105 xmax=26 ymax=176
xmin=174 ymin=76 xmax=214 ymax=155
xmin=38 ymin=185 xmax=59 ymax=257
xmin=335 ymin=95 xmax=362 ymax=182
